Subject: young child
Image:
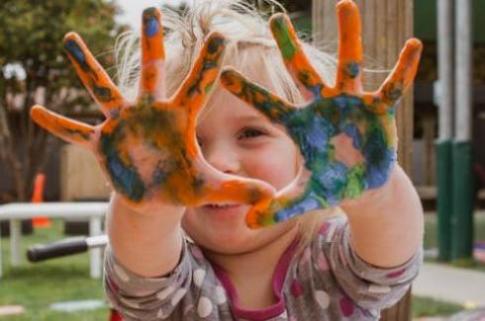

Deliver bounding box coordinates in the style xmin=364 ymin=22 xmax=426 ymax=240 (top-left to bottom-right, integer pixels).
xmin=31 ymin=0 xmax=424 ymax=320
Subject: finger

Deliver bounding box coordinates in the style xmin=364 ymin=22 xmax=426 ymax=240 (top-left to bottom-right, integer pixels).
xmin=192 ymin=158 xmax=276 ymax=207
xmin=140 ymin=7 xmax=166 ymax=100
xmin=372 ymin=38 xmax=423 ymax=114
xmin=269 ymin=13 xmax=326 ymax=98
xmin=30 ymin=105 xmax=95 ymax=148
xmin=335 ymin=0 xmax=363 ymax=93
xmin=245 ymin=168 xmax=316 ymax=228
xmin=64 ymin=32 xmax=125 ymax=117
xmin=171 ymin=32 xmax=226 ymax=116
xmin=220 ymin=68 xmax=295 ymax=123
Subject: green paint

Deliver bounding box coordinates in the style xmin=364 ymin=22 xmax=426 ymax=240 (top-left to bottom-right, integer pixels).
xmin=271 ymin=17 xmax=298 ymax=60
xmin=204 ymin=82 xmax=214 ymax=94
xmin=344 ymin=165 xmax=365 ymax=199
xmin=313 ymin=194 xmax=330 ymax=208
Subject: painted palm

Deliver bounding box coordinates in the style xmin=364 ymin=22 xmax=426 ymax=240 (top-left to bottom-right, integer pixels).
xmin=31 ymin=8 xmax=273 ymax=210
xmin=221 ymin=0 xmax=422 ymax=228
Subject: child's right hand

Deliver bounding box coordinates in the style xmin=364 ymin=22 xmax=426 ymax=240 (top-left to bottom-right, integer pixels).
xmin=30 ymin=8 xmax=274 ymax=213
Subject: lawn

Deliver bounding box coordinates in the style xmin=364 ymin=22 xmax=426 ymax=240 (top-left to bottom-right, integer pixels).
xmin=0 ymin=220 xmax=108 ymax=321
xmin=0 ymin=216 xmax=478 ymax=320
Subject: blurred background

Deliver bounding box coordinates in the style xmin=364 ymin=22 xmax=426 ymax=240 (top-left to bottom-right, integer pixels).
xmin=0 ymin=0 xmax=483 ymax=320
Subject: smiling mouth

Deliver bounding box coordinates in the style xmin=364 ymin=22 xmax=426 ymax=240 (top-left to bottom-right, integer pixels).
xmin=204 ymin=204 xmax=241 ymax=209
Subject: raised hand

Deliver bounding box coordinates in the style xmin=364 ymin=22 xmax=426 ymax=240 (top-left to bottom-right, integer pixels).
xmin=220 ymin=0 xmax=422 ymax=228
xmin=31 ymin=7 xmax=273 ymax=210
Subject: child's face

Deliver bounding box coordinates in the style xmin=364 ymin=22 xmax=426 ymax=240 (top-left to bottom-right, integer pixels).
xmin=182 ymin=76 xmax=300 ymax=254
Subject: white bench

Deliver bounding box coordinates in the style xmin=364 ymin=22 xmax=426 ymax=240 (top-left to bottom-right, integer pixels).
xmin=0 ymin=202 xmax=108 ymax=279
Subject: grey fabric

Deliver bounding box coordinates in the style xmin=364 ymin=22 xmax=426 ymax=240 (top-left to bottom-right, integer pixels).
xmin=104 ymin=216 xmax=422 ymax=321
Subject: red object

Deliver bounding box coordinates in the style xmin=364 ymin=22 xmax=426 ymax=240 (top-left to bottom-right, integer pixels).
xmin=32 ymin=173 xmax=51 ymax=228
xmin=109 ymin=309 xmax=123 ymax=321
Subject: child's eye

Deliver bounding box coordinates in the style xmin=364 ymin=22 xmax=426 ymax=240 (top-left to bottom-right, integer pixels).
xmin=238 ymin=127 xmax=266 ymax=140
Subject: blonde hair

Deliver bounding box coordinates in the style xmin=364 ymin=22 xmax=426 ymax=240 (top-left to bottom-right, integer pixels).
xmin=115 ymin=0 xmax=341 ymax=250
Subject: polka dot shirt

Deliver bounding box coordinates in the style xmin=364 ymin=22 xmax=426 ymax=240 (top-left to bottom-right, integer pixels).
xmin=104 ymin=216 xmax=422 ymax=320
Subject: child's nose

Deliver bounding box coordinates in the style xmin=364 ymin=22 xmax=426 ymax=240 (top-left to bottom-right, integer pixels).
xmin=205 ymin=145 xmax=241 ymax=174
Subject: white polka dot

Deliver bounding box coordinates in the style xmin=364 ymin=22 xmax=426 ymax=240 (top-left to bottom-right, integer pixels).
xmin=171 ymin=288 xmax=187 ymax=306
xmin=214 ymin=286 xmax=227 ymax=305
xmin=368 ymin=284 xmax=392 ymax=294
xmin=197 ymin=297 xmax=213 ymax=318
xmin=278 ymin=310 xmax=288 ymax=319
xmin=113 ymin=263 xmax=130 ymax=282
xmin=314 ymin=290 xmax=330 ymax=309
xmin=157 ymin=285 xmax=176 ymax=301
xmin=157 ymin=307 xmax=169 ymax=319
xmin=193 ymin=269 xmax=206 ymax=287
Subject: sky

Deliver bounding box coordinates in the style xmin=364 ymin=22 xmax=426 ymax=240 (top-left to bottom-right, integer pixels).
xmin=116 ymin=0 xmax=184 ymax=30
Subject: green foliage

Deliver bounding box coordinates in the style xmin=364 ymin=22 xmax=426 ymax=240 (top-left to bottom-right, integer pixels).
xmin=0 ymin=0 xmax=121 ymax=107
xmin=0 ymin=0 xmax=122 ymax=200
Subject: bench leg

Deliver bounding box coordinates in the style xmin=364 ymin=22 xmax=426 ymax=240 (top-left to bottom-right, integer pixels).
xmin=89 ymin=217 xmax=103 ymax=279
xmin=10 ymin=220 xmax=21 ymax=267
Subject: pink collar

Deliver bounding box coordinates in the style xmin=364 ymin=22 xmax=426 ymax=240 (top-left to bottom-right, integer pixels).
xmin=209 ymin=238 xmax=299 ymax=321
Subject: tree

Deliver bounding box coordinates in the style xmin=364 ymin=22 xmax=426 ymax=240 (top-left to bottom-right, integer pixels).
xmin=0 ymin=0 xmax=123 ymax=201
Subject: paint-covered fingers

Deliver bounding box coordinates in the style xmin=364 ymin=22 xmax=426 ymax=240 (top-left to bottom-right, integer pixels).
xmin=244 ymin=168 xmax=313 ymax=228
xmin=335 ymin=0 xmax=363 ymax=93
xmin=140 ymin=7 xmax=166 ymax=99
xmin=30 ymin=105 xmax=95 ymax=148
xmin=270 ymin=13 xmax=326 ymax=98
xmin=375 ymin=38 xmax=423 ymax=112
xmin=171 ymin=33 xmax=226 ymax=114
xmin=63 ymin=33 xmax=125 ymax=117
xmin=203 ymin=177 xmax=275 ymax=208
xmin=220 ymin=68 xmax=295 ymax=123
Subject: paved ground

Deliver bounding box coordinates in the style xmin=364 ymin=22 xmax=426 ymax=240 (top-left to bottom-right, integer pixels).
xmin=413 ymin=262 xmax=485 ymax=307
xmin=412 ymin=262 xmax=485 ymax=320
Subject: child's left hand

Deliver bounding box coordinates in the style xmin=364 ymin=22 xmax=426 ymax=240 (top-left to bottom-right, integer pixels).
xmin=220 ymin=0 xmax=422 ymax=228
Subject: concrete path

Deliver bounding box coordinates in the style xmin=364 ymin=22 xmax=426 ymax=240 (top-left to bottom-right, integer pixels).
xmin=413 ymin=262 xmax=485 ymax=307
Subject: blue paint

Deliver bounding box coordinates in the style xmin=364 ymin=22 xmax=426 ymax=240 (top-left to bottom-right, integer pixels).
xmin=64 ymin=40 xmax=90 ymax=71
xmin=152 ymin=166 xmax=168 ymax=186
xmin=287 ymin=109 xmax=335 ymax=165
xmin=316 ymin=161 xmax=348 ymax=205
xmin=100 ymin=133 xmax=146 ymax=201
xmin=274 ymin=194 xmax=320 ymax=222
xmin=364 ymin=148 xmax=395 ymax=188
xmin=342 ymin=123 xmax=362 ymax=149
xmin=144 ymin=17 xmax=159 ymax=37
xmin=346 ymin=62 xmax=360 ymax=78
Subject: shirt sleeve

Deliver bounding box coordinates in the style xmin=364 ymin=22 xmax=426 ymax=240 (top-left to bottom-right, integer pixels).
xmin=103 ymin=240 xmax=194 ymax=321
xmin=313 ymin=215 xmax=423 ymax=311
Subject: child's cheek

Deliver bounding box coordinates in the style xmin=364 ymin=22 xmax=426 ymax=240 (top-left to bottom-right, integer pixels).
xmin=241 ymin=142 xmax=298 ymax=190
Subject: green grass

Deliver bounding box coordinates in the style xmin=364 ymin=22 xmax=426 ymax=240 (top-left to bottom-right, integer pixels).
xmin=412 ymin=296 xmax=463 ymax=318
xmin=423 ymin=212 xmax=485 ymax=250
xmin=423 ymin=212 xmax=485 ymax=270
xmin=0 ymin=220 xmax=108 ymax=321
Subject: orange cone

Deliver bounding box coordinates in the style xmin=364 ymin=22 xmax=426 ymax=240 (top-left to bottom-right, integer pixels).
xmin=32 ymin=173 xmax=51 ymax=228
